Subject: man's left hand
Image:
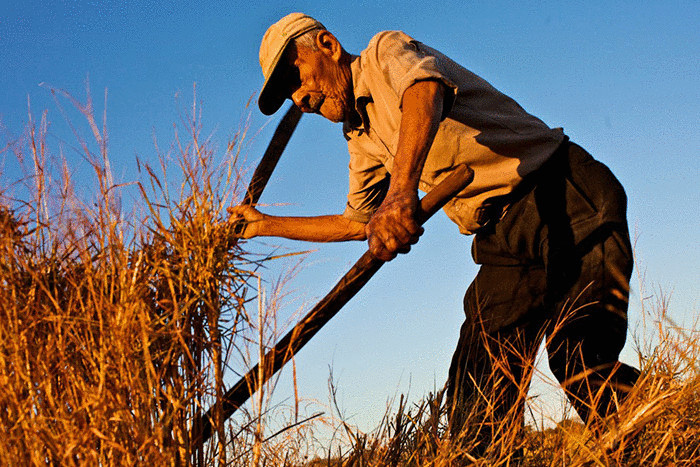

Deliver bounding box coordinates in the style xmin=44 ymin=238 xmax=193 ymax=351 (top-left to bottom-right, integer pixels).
xmin=365 ymin=190 xmax=424 ymax=261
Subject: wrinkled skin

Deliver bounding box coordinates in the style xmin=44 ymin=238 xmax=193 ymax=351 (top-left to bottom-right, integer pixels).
xmin=364 ymin=80 xmax=444 ymax=260
xmin=365 ymin=190 xmax=423 ymax=261
xmin=283 ymin=32 xmax=355 ymax=123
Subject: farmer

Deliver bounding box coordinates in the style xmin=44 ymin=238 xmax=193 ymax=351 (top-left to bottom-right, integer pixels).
xmin=231 ymin=12 xmax=639 ymax=451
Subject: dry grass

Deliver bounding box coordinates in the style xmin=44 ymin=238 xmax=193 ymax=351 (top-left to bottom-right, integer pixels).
xmin=0 ymin=85 xmax=313 ymax=465
xmin=1 ymin=86 xmax=698 ymax=466
xmin=295 ymin=303 xmax=699 ymax=467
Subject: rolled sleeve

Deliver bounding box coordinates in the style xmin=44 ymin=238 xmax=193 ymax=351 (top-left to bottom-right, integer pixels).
xmin=343 ymin=141 xmax=390 ymax=224
xmin=343 ymin=203 xmax=373 ymax=224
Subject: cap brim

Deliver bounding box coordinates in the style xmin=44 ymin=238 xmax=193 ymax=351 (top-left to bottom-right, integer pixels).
xmin=259 ymin=30 xmax=299 ymax=116
xmin=258 ymin=54 xmax=290 ymax=115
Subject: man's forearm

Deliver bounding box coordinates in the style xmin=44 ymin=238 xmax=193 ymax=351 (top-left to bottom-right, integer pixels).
xmin=255 ymin=214 xmax=367 ymax=242
xmin=389 ymin=80 xmax=445 ymax=194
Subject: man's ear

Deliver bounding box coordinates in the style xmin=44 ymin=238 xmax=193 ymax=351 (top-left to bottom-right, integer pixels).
xmin=315 ymin=30 xmax=343 ymax=61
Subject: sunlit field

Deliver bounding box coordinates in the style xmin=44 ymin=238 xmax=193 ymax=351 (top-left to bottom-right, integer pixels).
xmin=1 ymin=91 xmax=698 ymax=466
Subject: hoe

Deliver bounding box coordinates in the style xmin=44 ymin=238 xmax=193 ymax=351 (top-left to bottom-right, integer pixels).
xmin=196 ymin=104 xmax=473 ymax=444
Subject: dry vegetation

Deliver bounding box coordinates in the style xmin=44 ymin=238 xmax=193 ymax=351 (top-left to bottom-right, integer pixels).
xmin=312 ymin=311 xmax=700 ymax=466
xmin=1 ymin=89 xmax=698 ymax=466
xmin=0 ymin=87 xmax=310 ymax=465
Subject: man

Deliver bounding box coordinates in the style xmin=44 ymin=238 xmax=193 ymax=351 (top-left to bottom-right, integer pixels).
xmin=232 ymin=12 xmax=639 ymax=452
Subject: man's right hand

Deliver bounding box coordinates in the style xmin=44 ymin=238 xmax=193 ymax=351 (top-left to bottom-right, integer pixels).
xmin=227 ymin=205 xmax=264 ymax=239
xmin=365 ymin=189 xmax=424 ymax=261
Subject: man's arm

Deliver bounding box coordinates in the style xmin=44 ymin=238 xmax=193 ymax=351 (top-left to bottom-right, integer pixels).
xmin=365 ymin=79 xmax=445 ymax=261
xmin=229 ymin=204 xmax=366 ymax=242
xmin=231 ymin=80 xmax=445 ymax=251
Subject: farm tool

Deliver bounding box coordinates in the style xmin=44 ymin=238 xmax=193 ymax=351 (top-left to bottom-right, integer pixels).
xmin=198 ymin=154 xmax=474 ymax=443
xmin=235 ymin=104 xmax=302 ymax=214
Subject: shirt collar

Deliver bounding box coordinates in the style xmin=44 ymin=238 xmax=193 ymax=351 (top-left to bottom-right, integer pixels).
xmin=344 ymin=54 xmax=371 ymax=136
xmin=350 ymin=54 xmax=370 ymax=100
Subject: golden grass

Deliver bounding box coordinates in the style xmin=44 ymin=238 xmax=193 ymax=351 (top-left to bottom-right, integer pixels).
xmin=0 ymin=86 xmax=288 ymax=465
xmin=1 ymin=87 xmax=697 ymax=466
xmin=294 ymin=304 xmax=699 ymax=466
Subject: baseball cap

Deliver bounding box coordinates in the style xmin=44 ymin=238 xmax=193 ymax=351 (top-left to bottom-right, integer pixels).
xmin=258 ymin=13 xmax=325 ymax=115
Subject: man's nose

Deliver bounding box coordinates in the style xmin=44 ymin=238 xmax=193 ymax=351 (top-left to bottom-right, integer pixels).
xmin=291 ymin=89 xmax=312 ymax=112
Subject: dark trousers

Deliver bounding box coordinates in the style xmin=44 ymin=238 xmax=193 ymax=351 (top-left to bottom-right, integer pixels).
xmin=446 ymin=141 xmax=639 ymax=447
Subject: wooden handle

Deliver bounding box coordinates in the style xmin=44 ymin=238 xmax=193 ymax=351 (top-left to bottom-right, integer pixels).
xmin=243 ymin=105 xmax=303 ymax=206
xmin=415 ymin=164 xmax=474 ymax=224
xmin=200 ymin=164 xmax=474 ymax=442
xmin=230 ymin=104 xmax=302 ymax=237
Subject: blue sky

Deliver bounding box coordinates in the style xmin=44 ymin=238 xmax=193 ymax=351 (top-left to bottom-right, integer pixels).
xmin=2 ymin=1 xmax=698 ymax=434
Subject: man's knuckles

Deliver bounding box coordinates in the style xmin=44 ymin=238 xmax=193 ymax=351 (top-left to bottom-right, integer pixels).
xmin=368 ymin=237 xmax=393 ymax=261
xmin=373 ymin=246 xmax=396 ymax=261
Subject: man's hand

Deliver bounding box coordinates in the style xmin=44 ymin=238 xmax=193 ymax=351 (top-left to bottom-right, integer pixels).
xmin=227 ymin=205 xmax=264 ymax=239
xmin=365 ymin=190 xmax=424 ymax=261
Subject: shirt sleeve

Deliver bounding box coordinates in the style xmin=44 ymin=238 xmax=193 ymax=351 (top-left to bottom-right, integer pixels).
xmin=342 ymin=138 xmax=390 ymax=224
xmin=369 ymin=30 xmax=458 ymax=116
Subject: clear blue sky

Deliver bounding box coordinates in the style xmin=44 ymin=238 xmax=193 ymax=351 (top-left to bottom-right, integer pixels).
xmin=2 ymin=1 xmax=698 ymax=434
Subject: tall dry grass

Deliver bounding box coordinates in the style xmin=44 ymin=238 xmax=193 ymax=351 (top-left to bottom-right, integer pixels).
xmin=0 ymin=85 xmax=317 ymax=465
xmin=301 ymin=292 xmax=700 ymax=466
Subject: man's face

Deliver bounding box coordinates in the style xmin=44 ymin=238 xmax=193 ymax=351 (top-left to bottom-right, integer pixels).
xmin=281 ymin=35 xmax=353 ymax=123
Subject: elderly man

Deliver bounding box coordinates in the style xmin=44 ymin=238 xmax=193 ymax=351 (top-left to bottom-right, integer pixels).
xmin=232 ymin=12 xmax=639 ymax=452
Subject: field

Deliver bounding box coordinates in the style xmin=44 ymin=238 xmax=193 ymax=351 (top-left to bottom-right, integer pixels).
xmin=1 ymin=91 xmax=698 ymax=466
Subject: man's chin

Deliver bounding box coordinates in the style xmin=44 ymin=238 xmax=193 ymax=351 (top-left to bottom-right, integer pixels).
xmin=320 ymin=111 xmax=345 ymax=123
xmin=318 ymin=102 xmax=348 ymax=123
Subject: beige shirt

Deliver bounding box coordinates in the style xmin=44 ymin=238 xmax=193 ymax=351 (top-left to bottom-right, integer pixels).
xmin=342 ymin=30 xmax=566 ymax=234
